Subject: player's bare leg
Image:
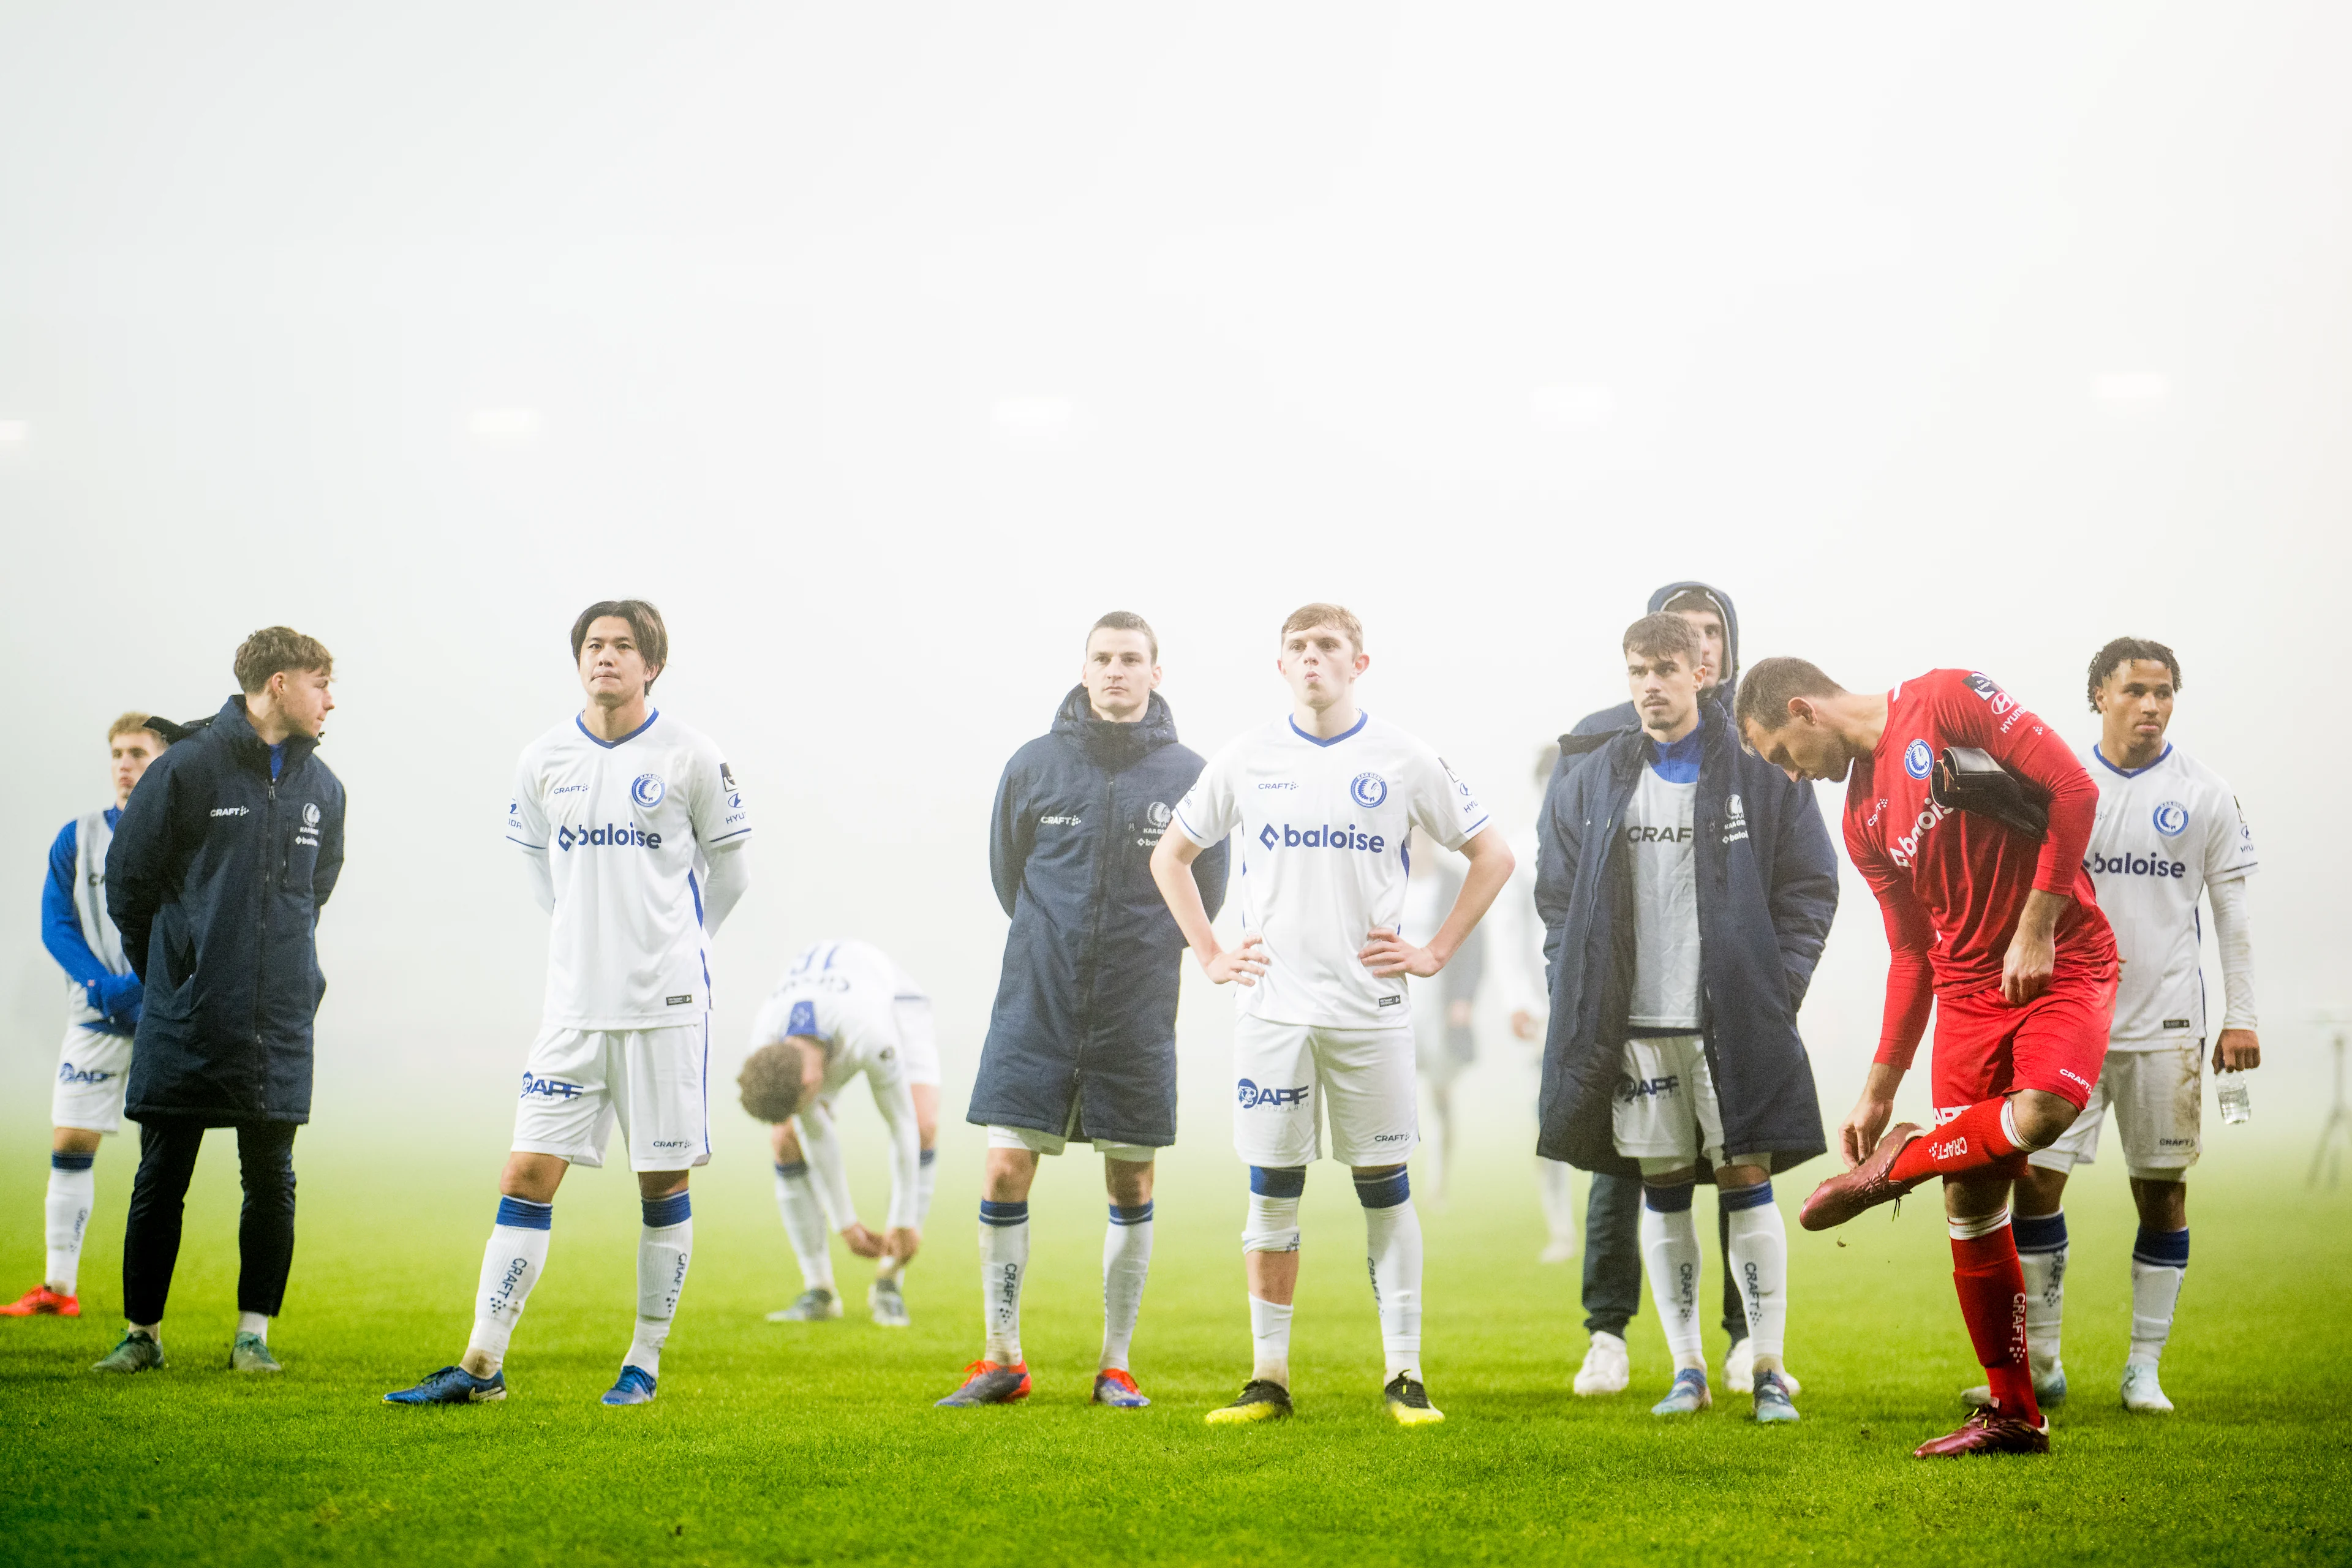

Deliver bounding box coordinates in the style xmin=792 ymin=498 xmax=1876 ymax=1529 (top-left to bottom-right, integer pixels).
xmin=1094 ymin=1156 xmax=1156 ymax=1406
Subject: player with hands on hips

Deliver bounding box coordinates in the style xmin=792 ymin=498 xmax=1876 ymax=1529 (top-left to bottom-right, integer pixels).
xmin=739 ymin=940 xmax=939 ymax=1328
xmin=3 ymin=715 xmax=173 ymax=1322
xmin=1738 ymin=658 xmax=2117 ymax=1458
xmin=1151 ymin=603 xmax=1513 ymax=1428
xmin=386 ymin=601 xmax=750 ymax=1409
xmin=1957 ymin=638 xmax=2258 ymax=1418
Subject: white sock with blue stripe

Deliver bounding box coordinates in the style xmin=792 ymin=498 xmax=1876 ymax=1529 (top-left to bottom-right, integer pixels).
xmin=2015 ymin=1208 xmax=2068 ymax=1378
xmin=979 ymin=1200 xmax=1028 ymax=1364
xmin=1357 ymin=1169 xmax=1423 ymax=1382
xmin=1722 ymin=1182 xmax=1787 ymax=1371
xmin=773 ymin=1162 xmax=835 ymax=1293
xmin=464 ymin=1196 xmax=552 ymax=1377
xmin=2128 ymin=1224 xmax=2188 ymax=1368
xmin=45 ymin=1151 xmax=96 ymax=1295
xmin=1101 ymin=1201 xmax=1154 ymax=1373
xmin=628 ymin=1190 xmax=693 ymax=1379
xmin=1640 ymin=1182 xmax=1706 ymax=1371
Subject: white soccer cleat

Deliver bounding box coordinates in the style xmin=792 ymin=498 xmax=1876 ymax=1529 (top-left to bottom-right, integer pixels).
xmin=2120 ymin=1363 xmax=2174 ymax=1414
xmin=1724 ymin=1340 xmax=1801 ymax=1400
xmin=1962 ymin=1362 xmax=2066 ymax=1411
xmin=766 ymin=1287 xmax=843 ymax=1323
xmin=1537 ymin=1237 xmax=1579 ymax=1265
xmin=1574 ymin=1332 xmax=1630 ymax=1396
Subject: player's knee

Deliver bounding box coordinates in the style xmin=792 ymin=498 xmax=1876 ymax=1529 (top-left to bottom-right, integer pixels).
xmin=1351 ymin=1166 xmax=1411 ymax=1210
xmin=1243 ymin=1166 xmax=1305 ymax=1252
xmin=1104 ymin=1156 xmax=1154 ymax=1208
xmin=771 ymin=1121 xmax=803 ymax=1163
xmin=2007 ymin=1090 xmax=2077 ymax=1150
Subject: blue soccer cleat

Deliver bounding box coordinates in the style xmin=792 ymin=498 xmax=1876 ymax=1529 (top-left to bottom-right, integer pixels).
xmin=1752 ymin=1369 xmax=1800 ymax=1424
xmin=600 ymin=1366 xmax=657 ymax=1406
xmin=1651 ymin=1367 xmax=1711 ymax=1415
xmin=384 ymin=1365 xmax=506 ymax=1405
xmin=1092 ymin=1368 xmax=1151 ymax=1408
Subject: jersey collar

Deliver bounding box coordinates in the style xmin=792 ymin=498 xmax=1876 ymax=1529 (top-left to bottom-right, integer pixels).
xmin=576 ymin=708 xmax=660 ymax=750
xmin=1288 ymin=710 xmax=1368 ymax=748
xmin=2092 ymin=741 xmax=2171 ymax=779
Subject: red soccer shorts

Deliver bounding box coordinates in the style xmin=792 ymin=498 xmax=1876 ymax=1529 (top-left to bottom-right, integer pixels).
xmin=1929 ymin=970 xmax=2117 ymax=1121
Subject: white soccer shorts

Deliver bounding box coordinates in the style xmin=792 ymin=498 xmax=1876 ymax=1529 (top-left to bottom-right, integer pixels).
xmin=2029 ymin=1040 xmax=2201 ymax=1180
xmin=511 ymin=1020 xmax=712 ymax=1172
xmin=1612 ymin=1033 xmax=1732 ymax=1169
xmin=986 ymin=1125 xmax=1157 ymax=1163
xmin=1231 ymin=1016 xmax=1419 ymax=1168
xmin=892 ymin=995 xmax=941 ymax=1088
xmin=53 ymin=1027 xmax=134 ymax=1134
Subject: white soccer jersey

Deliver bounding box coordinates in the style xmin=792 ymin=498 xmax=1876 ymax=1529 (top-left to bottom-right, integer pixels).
xmin=2083 ymin=742 xmax=2256 ymax=1046
xmin=507 ymin=710 xmax=751 ymax=1030
xmin=1174 ymin=711 xmax=1490 ymax=1028
xmin=1624 ymin=764 xmax=1701 ymax=1031
xmin=746 ymin=939 xmax=915 ymax=1101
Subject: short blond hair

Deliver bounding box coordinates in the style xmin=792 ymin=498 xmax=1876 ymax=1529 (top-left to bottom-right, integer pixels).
xmin=234 ymin=627 xmax=334 ymax=694
xmin=1280 ymin=602 xmax=1365 ymax=656
xmin=107 ymin=711 xmax=157 ymax=742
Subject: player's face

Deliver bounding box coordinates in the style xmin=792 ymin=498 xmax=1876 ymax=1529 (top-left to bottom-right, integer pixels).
xmin=1278 ymin=625 xmax=1366 ymax=712
xmin=1673 ymin=609 xmax=1727 ymax=692
xmin=1626 ymin=648 xmax=1701 ymax=739
xmin=1079 ymin=628 xmax=1161 ymax=723
xmin=1742 ymin=706 xmax=1851 ymax=783
xmin=578 ymin=616 xmax=658 ymax=706
xmin=2095 ymin=658 xmax=2175 ymax=760
xmin=269 ymin=668 xmax=335 ymax=739
xmin=109 ymin=728 xmax=164 ymax=807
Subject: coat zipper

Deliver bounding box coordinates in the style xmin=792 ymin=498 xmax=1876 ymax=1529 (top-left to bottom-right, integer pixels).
xmin=253 ymin=763 xmax=276 ymax=1115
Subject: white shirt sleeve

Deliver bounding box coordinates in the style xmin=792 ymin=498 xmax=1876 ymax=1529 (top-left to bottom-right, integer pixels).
xmin=507 ymin=749 xmax=554 ymax=912
xmin=2207 ymin=873 xmax=2260 ymax=1032
xmin=2206 ymin=787 xmax=2258 ymax=883
xmin=791 ymin=1098 xmax=858 ymax=1232
xmin=1173 ymin=744 xmax=1240 ymax=848
xmin=688 ymin=739 xmax=752 ymax=933
xmin=1408 ymin=748 xmax=1490 ymax=852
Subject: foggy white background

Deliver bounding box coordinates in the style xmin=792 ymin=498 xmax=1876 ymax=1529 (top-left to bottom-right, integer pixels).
xmin=4 ymin=4 xmax=2347 ymax=1153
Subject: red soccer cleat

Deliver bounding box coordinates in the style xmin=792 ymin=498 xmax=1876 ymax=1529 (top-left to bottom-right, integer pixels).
xmin=0 ymin=1285 xmax=79 ymax=1317
xmin=1913 ymin=1408 xmax=2051 ymax=1458
xmin=1799 ymin=1124 xmax=1924 ymax=1231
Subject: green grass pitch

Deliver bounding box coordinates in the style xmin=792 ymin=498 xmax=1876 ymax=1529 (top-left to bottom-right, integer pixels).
xmin=2 ymin=1117 xmax=2346 ymax=1567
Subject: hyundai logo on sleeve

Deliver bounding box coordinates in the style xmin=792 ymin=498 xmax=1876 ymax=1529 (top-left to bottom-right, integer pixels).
xmin=1350 ymin=772 xmax=1389 ymax=809
xmin=2153 ymin=801 xmax=2189 ymax=837
xmin=1904 ymin=739 xmax=1933 ymax=778
xmin=631 ymin=772 xmax=666 ymax=809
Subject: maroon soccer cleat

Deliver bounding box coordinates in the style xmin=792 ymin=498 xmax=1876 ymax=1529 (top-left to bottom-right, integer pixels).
xmin=1799 ymin=1123 xmax=1924 ymax=1231
xmin=1913 ymin=1407 xmax=2051 ymax=1458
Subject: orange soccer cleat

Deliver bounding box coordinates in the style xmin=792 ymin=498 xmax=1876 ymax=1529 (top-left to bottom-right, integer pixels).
xmin=0 ymin=1285 xmax=80 ymax=1317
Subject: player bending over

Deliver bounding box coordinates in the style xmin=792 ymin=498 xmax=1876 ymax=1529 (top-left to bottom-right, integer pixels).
xmin=938 ymin=612 xmax=1226 ymax=1409
xmin=3 ymin=715 xmax=171 ymax=1320
xmin=1958 ymin=638 xmax=2256 ymax=1417
xmin=1738 ymin=658 xmax=2116 ymax=1457
xmin=386 ymin=600 xmax=750 ymax=1408
xmin=1152 ymin=603 xmax=1511 ymax=1428
xmin=741 ymin=940 xmax=938 ymax=1328
xmin=1536 ymin=616 xmax=1836 ymax=1423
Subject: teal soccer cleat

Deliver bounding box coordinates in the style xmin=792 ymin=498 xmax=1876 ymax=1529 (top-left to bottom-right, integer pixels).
xmin=1651 ymin=1368 xmax=1711 ymax=1415
xmin=384 ymin=1366 xmax=507 ymax=1405
xmin=92 ymin=1332 xmax=166 ymax=1375
xmin=600 ymin=1366 xmax=657 ymax=1406
xmin=1752 ymin=1369 xmax=1799 ymax=1423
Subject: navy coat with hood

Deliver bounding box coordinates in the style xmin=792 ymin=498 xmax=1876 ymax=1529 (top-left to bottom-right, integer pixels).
xmin=107 ymin=695 xmax=346 ymax=1125
xmin=970 ymin=688 xmax=1227 ymax=1148
xmin=1533 ymin=706 xmax=1837 ymax=1176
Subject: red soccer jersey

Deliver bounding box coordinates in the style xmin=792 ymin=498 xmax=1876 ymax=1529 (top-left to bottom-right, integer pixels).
xmin=1844 ymin=669 xmax=2116 ymax=1066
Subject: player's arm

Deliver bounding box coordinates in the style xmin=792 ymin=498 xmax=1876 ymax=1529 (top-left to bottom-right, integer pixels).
xmin=1362 ymin=828 xmax=1514 ymax=979
xmin=2208 ymin=873 xmax=2260 ymax=1071
xmin=1150 ymin=763 xmax=1264 ymax=985
xmin=790 ymin=1099 xmax=883 ymax=1258
xmin=1950 ymin=684 xmax=2100 ymax=1003
xmin=1847 ymin=848 xmax=1937 ymax=1166
xmin=870 ymin=1070 xmax=924 ymax=1262
xmin=1766 ymin=774 xmax=1839 ymax=1010
xmin=987 ymin=758 xmax=1034 ymax=919
xmin=42 ymin=822 xmax=137 ymax=1021
xmin=508 ymin=758 xmax=556 ymax=914
xmin=689 ymin=744 xmax=751 ymax=935
xmin=104 ymin=758 xmax=176 ymax=984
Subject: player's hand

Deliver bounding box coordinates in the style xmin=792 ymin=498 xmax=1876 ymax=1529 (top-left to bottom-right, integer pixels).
xmin=1509 ymin=1008 xmax=1538 ymax=1041
xmin=1203 ymin=935 xmax=1268 ymax=987
xmin=1841 ymin=1093 xmax=1896 ymax=1169
xmin=2000 ymin=925 xmax=2056 ymax=1005
xmin=840 ymin=1222 xmax=884 ymax=1259
xmin=2214 ymin=1028 xmax=2261 ymax=1072
xmin=1360 ymin=927 xmax=1442 ymax=979
xmin=884 ymin=1226 xmax=921 ymax=1263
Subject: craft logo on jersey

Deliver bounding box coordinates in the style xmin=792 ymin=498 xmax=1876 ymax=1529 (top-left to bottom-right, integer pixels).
xmin=1237 ymin=1078 xmax=1309 ymax=1110
xmin=1904 ymin=739 xmax=1933 ymax=778
xmin=2153 ymin=800 xmax=2189 ymax=837
xmin=631 ymin=772 xmax=666 ymax=810
xmin=1350 ymin=771 xmax=1388 ymax=809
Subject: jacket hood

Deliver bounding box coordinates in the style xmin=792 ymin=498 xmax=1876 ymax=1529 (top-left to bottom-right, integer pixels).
xmin=1646 ymin=580 xmax=1741 ymax=703
xmin=1052 ymin=685 xmax=1180 ymax=771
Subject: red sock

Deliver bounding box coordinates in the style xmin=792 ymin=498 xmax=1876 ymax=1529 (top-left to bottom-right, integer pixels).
xmin=1890 ymin=1099 xmax=2020 ymax=1185
xmin=1951 ymin=1229 xmax=2040 ymax=1426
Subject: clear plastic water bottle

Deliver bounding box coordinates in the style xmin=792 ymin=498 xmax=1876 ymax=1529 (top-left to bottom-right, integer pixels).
xmin=2216 ymin=1072 xmax=2252 ymax=1125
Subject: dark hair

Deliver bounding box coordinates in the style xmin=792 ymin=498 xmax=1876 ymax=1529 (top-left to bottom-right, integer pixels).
xmin=570 ymin=600 xmax=669 ymax=691
xmin=233 ymin=627 xmax=334 ymax=694
xmin=1623 ymin=612 xmax=1701 ymax=664
xmin=1088 ymin=611 xmax=1158 ymax=663
xmin=1735 ymin=657 xmax=1847 ymax=733
xmin=2087 ymin=636 xmax=2181 ymax=711
xmin=737 ymin=1041 xmax=812 ymax=1124
xmin=1280 ymin=602 xmax=1365 ymax=655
